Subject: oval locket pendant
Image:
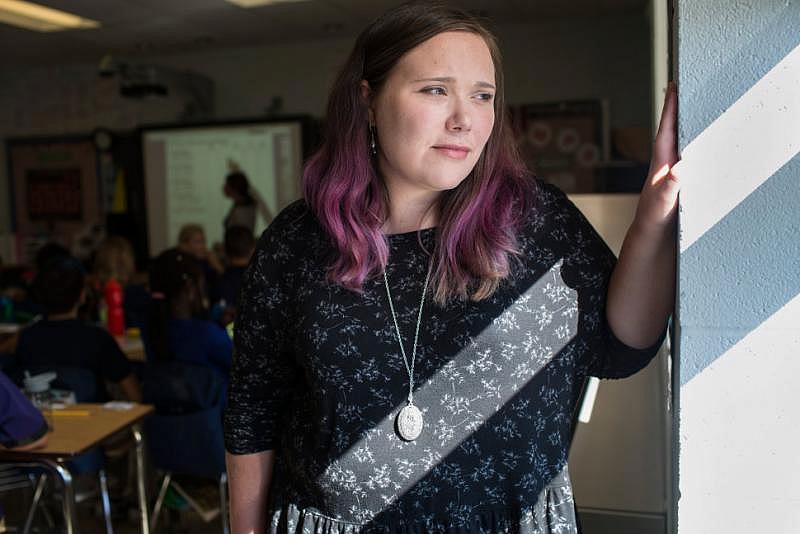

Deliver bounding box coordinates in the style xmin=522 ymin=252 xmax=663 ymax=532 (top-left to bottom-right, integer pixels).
xmin=396 ymin=403 xmax=423 ymax=441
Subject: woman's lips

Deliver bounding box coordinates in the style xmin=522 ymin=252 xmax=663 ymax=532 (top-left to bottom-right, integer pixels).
xmin=432 ymin=145 xmax=471 ymax=160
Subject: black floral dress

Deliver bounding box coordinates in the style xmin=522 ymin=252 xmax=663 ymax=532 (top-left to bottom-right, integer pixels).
xmin=224 ymin=180 xmax=663 ymax=533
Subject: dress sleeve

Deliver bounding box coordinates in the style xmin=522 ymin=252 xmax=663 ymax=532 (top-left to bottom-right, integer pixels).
xmin=223 ymin=225 xmax=297 ymax=454
xmin=540 ymin=182 xmax=666 ymax=379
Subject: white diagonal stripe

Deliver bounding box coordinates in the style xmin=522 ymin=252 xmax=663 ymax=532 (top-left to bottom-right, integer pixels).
xmin=678 ymin=44 xmax=800 ymax=253
xmin=680 ymin=292 xmax=800 ymax=532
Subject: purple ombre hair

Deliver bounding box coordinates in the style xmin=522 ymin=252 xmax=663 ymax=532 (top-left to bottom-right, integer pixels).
xmin=303 ymin=1 xmax=534 ymax=304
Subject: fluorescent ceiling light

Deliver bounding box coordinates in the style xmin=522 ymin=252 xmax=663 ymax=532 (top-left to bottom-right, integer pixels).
xmin=226 ymin=0 xmax=309 ymax=7
xmin=0 ymin=0 xmax=100 ymax=32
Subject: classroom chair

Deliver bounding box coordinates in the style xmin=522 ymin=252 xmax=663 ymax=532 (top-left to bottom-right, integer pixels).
xmin=141 ymin=360 xmax=228 ymax=534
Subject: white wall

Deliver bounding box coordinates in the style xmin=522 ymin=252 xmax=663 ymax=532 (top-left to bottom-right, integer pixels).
xmin=676 ymin=1 xmax=800 ymax=532
xmin=569 ymin=194 xmax=669 ymax=518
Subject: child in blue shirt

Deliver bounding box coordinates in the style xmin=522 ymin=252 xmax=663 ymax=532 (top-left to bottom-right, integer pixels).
xmin=148 ymin=249 xmax=232 ymax=385
xmin=212 ymin=225 xmax=255 ymax=327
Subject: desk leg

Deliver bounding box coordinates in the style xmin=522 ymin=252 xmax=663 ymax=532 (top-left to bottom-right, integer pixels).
xmin=219 ymin=472 xmax=230 ymax=534
xmin=98 ymin=469 xmax=113 ymax=534
xmin=42 ymin=460 xmax=76 ymax=534
xmin=131 ymin=425 xmax=150 ymax=534
xmin=22 ymin=473 xmax=47 ymax=534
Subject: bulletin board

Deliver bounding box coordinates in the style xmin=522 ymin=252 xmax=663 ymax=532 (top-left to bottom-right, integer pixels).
xmin=6 ymin=137 xmax=102 ymax=263
xmin=513 ymin=100 xmax=610 ymax=193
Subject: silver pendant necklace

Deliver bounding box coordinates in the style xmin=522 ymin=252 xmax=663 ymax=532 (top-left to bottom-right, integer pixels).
xmin=383 ymin=259 xmax=432 ymax=441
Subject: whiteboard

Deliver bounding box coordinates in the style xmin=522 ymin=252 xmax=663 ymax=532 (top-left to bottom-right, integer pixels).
xmin=142 ymin=121 xmax=304 ymax=256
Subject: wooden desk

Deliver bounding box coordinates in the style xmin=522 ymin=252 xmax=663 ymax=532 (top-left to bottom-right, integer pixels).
xmin=0 ymin=323 xmax=20 ymax=353
xmin=0 ymin=403 xmax=153 ymax=534
xmin=116 ymin=335 xmax=146 ymax=362
xmin=0 ymin=322 xmax=22 ymax=334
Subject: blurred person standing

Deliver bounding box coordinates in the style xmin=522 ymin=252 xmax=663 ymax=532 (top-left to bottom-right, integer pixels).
xmin=223 ymin=166 xmax=273 ymax=234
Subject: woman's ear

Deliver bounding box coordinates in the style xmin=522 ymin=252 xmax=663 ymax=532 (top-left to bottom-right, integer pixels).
xmin=360 ymin=80 xmax=375 ymax=124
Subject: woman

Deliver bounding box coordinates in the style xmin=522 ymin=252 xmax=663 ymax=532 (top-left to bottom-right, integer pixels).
xmin=224 ymin=3 xmax=678 ymax=533
xmin=223 ymin=169 xmax=273 ymax=234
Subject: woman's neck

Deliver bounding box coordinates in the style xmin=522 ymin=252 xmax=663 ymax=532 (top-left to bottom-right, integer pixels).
xmin=383 ymin=188 xmax=440 ymax=235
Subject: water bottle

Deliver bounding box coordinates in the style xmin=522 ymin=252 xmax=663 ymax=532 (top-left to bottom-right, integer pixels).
xmin=23 ymin=371 xmax=57 ymax=429
xmin=104 ymin=279 xmax=125 ymax=336
xmin=0 ymin=296 xmax=12 ymax=322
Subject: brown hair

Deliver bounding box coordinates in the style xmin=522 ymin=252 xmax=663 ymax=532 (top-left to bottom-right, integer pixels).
xmin=177 ymin=224 xmax=205 ymax=246
xmin=93 ymin=236 xmax=135 ymax=285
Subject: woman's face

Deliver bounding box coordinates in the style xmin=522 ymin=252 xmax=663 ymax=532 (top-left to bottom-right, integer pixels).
xmin=366 ymin=31 xmax=496 ymax=205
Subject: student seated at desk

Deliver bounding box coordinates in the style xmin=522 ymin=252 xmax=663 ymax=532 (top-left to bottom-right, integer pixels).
xmin=0 ymin=370 xmax=49 ymax=531
xmin=149 ymin=249 xmax=232 ymax=385
xmin=0 ymin=370 xmax=48 ymax=451
xmin=212 ymin=225 xmax=255 ymax=326
xmin=13 ymin=256 xmax=142 ymax=403
xmin=92 ymin=236 xmax=149 ymax=329
xmin=176 ymin=223 xmax=223 ymax=295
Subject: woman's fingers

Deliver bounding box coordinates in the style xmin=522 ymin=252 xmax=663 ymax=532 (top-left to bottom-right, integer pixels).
xmin=656 ymin=82 xmax=677 ymax=137
xmin=650 ymin=163 xmax=670 ymax=186
xmin=653 ymin=83 xmax=679 ymax=167
xmin=637 ymin=84 xmax=681 ymax=229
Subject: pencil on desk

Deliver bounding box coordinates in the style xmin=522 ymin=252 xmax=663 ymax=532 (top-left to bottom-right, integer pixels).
xmin=49 ymin=410 xmax=91 ymax=416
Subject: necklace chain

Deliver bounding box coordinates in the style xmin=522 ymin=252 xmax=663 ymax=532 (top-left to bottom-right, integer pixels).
xmin=383 ymin=260 xmax=432 ymax=405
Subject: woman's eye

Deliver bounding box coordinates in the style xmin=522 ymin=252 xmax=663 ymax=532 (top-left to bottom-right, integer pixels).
xmin=422 ymin=86 xmax=447 ymax=96
xmin=476 ymin=92 xmax=495 ymax=102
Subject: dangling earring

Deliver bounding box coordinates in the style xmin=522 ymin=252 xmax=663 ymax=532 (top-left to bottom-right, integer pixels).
xmin=369 ymin=123 xmax=377 ymax=157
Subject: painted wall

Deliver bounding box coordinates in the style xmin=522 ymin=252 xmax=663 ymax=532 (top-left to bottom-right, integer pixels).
xmin=676 ymin=1 xmax=800 ymax=532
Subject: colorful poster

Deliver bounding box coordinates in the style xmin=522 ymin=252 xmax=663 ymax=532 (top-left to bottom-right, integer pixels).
xmin=8 ymin=138 xmax=101 ymax=263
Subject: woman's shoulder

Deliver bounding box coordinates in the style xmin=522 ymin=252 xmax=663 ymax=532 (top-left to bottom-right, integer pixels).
xmin=518 ymin=177 xmax=576 ymax=232
xmin=23 ymin=319 xmax=105 ymax=338
xmin=260 ymin=198 xmax=315 ymax=239
xmin=516 ymin=177 xmax=610 ymax=261
xmin=250 ymin=198 xmax=328 ymax=272
xmin=530 ymin=176 xmax=573 ymax=213
xmin=228 ymin=202 xmax=257 ymax=218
